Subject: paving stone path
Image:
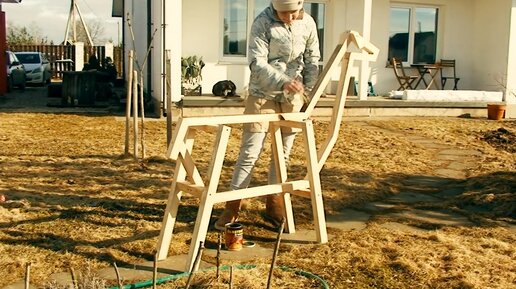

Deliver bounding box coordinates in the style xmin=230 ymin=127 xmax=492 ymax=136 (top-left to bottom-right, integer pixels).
xmin=0 ymin=120 xmax=506 ymax=289
xmin=326 ymin=122 xmax=480 ymax=232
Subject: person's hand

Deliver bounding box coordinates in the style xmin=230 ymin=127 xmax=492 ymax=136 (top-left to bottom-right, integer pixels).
xmin=283 ymin=79 xmax=304 ymax=94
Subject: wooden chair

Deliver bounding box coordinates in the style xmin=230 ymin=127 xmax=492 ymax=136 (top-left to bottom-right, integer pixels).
xmin=439 ymin=59 xmax=460 ymax=90
xmin=391 ymin=57 xmax=419 ymax=90
xmin=156 ymin=31 xmax=379 ymax=272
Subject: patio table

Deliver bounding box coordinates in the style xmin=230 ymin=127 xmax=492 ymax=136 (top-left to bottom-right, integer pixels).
xmin=411 ymin=63 xmax=442 ymax=90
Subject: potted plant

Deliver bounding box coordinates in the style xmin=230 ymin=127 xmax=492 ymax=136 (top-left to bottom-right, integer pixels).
xmin=181 ymin=55 xmax=205 ymax=96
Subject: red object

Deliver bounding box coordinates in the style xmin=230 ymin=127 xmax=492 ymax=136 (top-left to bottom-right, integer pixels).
xmin=0 ymin=10 xmax=6 ymax=95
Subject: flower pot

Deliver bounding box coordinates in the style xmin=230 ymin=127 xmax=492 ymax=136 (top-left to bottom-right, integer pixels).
xmin=487 ymin=104 xmax=506 ymax=120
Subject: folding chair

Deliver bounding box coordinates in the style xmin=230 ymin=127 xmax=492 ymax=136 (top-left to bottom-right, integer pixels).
xmin=440 ymin=59 xmax=460 ymax=90
xmin=391 ymin=57 xmax=419 ymax=90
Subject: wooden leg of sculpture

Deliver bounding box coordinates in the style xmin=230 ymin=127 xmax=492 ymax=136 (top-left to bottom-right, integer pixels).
xmin=302 ymin=120 xmax=328 ymax=243
xmin=185 ymin=125 xmax=232 ymax=272
xmin=156 ymin=130 xmax=196 ymax=261
xmin=270 ymin=123 xmax=295 ymax=233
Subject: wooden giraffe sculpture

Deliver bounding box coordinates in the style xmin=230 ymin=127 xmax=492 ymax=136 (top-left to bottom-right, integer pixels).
xmin=156 ymin=31 xmax=379 ymax=272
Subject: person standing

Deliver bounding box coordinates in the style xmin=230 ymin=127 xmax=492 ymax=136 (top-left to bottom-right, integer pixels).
xmin=215 ymin=0 xmax=320 ymax=230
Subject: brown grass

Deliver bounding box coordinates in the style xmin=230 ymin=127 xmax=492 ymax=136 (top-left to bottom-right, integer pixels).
xmin=0 ymin=113 xmax=514 ymax=288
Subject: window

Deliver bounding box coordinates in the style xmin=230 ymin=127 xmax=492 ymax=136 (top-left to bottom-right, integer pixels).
xmin=222 ymin=0 xmax=326 ymax=60
xmin=223 ymin=0 xmax=248 ymax=56
xmin=389 ymin=5 xmax=438 ymax=64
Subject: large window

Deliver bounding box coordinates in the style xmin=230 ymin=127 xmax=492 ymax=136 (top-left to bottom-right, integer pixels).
xmin=223 ymin=0 xmax=326 ymax=60
xmin=389 ymin=5 xmax=438 ymax=64
xmin=223 ymin=0 xmax=249 ymax=56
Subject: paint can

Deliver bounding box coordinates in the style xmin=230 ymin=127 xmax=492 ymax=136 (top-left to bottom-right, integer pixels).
xmin=224 ymin=222 xmax=244 ymax=251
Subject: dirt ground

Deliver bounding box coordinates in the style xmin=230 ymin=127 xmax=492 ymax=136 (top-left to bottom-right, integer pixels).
xmin=0 ymin=87 xmax=515 ymax=288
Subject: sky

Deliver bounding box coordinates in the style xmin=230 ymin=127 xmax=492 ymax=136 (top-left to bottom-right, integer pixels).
xmin=2 ymin=0 xmax=121 ymax=45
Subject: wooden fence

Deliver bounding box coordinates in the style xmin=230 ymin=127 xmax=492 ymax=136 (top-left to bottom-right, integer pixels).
xmin=7 ymin=44 xmax=124 ymax=80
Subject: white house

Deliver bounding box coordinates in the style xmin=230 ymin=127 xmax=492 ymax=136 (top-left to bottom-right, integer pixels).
xmin=116 ymin=0 xmax=516 ymax=117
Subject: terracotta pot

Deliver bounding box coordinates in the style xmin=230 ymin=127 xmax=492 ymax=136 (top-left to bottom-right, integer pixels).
xmin=487 ymin=104 xmax=506 ymax=120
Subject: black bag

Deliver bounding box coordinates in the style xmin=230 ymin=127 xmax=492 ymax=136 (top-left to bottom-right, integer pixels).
xmin=212 ymin=80 xmax=237 ymax=97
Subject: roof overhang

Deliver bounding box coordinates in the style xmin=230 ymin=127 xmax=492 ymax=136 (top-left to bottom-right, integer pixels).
xmin=0 ymin=0 xmax=22 ymax=3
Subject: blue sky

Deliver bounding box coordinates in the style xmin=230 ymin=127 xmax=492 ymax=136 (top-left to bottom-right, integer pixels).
xmin=2 ymin=0 xmax=121 ymax=45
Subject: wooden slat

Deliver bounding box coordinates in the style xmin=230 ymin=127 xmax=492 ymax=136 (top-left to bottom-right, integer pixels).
xmin=207 ymin=180 xmax=311 ymax=204
xmin=176 ymin=181 xmax=204 ymax=198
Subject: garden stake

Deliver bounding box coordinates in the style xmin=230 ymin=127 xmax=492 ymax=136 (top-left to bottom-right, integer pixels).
xmin=24 ymin=262 xmax=31 ymax=289
xmin=216 ymin=232 xmax=222 ymax=280
xmin=153 ymin=252 xmax=158 ymax=289
xmin=112 ymin=262 xmax=123 ymax=289
xmin=267 ymin=218 xmax=286 ymax=289
xmin=124 ymin=50 xmax=134 ymax=156
xmin=126 ymin=15 xmax=158 ymax=161
xmin=185 ymin=241 xmax=204 ymax=289
xmin=70 ymin=267 xmax=77 ymax=289
xmin=229 ymin=265 xmax=233 ymax=289
xmin=132 ymin=70 xmax=138 ymax=159
xmin=139 ymin=73 xmax=146 ymax=159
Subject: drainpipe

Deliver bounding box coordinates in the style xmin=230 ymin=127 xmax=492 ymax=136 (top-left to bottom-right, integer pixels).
xmin=0 ymin=5 xmax=6 ymax=95
xmin=162 ymin=0 xmax=166 ymax=115
xmin=147 ymin=0 xmax=156 ymax=116
xmin=505 ymin=0 xmax=516 ymax=118
xmin=358 ymin=0 xmax=372 ymax=100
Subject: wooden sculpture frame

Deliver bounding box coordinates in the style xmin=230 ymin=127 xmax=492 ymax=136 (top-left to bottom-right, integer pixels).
xmin=156 ymin=31 xmax=379 ymax=272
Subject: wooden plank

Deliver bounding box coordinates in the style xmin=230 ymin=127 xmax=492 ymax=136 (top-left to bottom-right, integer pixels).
xmin=156 ymin=132 xmax=197 ymax=261
xmin=185 ymin=193 xmax=215 ymax=272
xmin=303 ymin=32 xmax=349 ymax=116
xmin=270 ymin=123 xmax=295 ymax=233
xmin=183 ymin=125 xmax=232 ymax=271
xmin=315 ymin=52 xmax=354 ymax=172
xmin=191 ymin=125 xmax=220 ymax=132
xmin=156 ymin=149 xmax=189 ymax=260
xmin=180 ymin=150 xmax=204 ymax=186
xmin=291 ymin=189 xmax=311 ymax=199
xmin=205 ymin=125 xmax=231 ymax=194
xmin=179 ymin=112 xmax=306 ymax=127
xmin=176 ymin=181 xmax=203 ymax=198
xmin=207 ymin=180 xmax=311 ymax=204
xmin=302 ymin=120 xmax=328 ymax=243
xmin=166 ymin=118 xmax=189 ymax=159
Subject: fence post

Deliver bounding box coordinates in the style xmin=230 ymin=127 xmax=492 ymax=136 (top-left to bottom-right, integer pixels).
xmin=74 ymin=42 xmax=84 ymax=71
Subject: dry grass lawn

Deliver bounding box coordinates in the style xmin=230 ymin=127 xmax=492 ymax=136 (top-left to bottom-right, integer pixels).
xmin=0 ymin=112 xmax=514 ymax=289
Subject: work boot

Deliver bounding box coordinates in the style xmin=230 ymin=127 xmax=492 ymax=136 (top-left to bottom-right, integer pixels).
xmin=214 ymin=200 xmax=242 ymax=231
xmin=264 ymin=194 xmax=286 ymax=228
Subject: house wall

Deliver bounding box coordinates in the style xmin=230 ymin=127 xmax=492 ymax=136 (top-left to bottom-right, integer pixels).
xmin=179 ymin=0 xmax=513 ymax=96
xmin=507 ymin=0 xmax=516 ymax=105
xmin=182 ymin=0 xmax=251 ymax=94
xmin=471 ymin=0 xmax=512 ymax=92
xmin=124 ymin=0 xmax=149 ymax=75
xmin=128 ymin=0 xmax=514 ymax=103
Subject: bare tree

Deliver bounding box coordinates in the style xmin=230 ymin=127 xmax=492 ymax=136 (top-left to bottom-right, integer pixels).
xmin=67 ymin=19 xmax=106 ymax=45
xmin=7 ymin=22 xmax=49 ymax=46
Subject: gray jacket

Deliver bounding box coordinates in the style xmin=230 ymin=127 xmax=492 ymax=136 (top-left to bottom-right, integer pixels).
xmin=248 ymin=5 xmax=320 ymax=101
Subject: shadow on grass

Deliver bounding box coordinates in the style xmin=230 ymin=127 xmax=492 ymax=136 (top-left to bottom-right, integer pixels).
xmin=0 ymin=152 xmax=513 ymax=267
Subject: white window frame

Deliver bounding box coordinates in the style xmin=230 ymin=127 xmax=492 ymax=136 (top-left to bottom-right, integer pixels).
xmin=390 ymin=3 xmax=440 ymax=65
xmin=219 ymin=0 xmax=328 ymax=64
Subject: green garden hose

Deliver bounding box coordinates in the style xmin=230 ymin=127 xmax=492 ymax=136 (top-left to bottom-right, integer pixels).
xmin=106 ymin=264 xmax=329 ymax=289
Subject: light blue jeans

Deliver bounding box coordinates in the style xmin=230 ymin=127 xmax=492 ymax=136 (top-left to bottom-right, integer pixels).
xmin=230 ymin=94 xmax=302 ymax=191
xmin=230 ymin=130 xmax=297 ymax=190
